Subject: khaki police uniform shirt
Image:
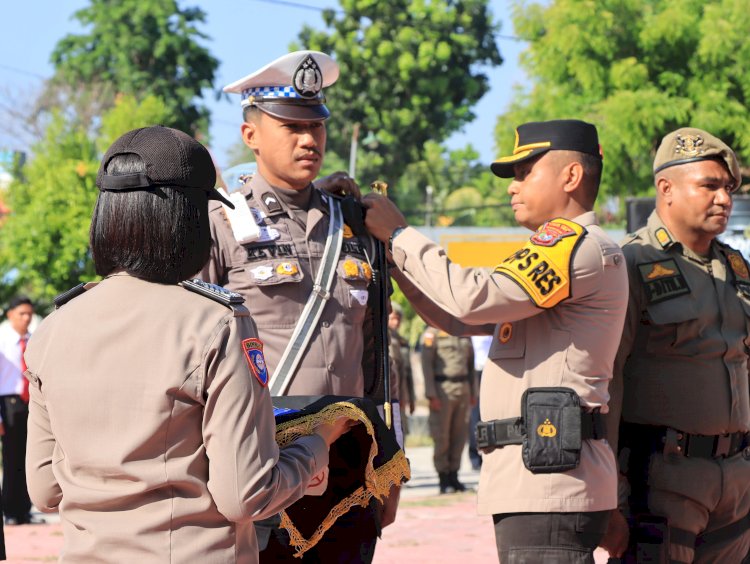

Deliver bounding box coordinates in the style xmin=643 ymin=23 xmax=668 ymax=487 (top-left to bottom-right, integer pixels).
xmin=421 ymin=328 xmax=475 ymax=400
xmin=25 ymin=274 xmax=328 ymax=563
xmin=391 ymin=211 xmax=628 ymax=514
xmin=609 ymin=210 xmax=750 ymax=449
xmin=201 ymin=174 xmax=377 ymax=397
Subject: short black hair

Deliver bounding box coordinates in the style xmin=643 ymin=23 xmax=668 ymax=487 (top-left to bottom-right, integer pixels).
xmin=90 ymin=153 xmax=210 ymax=284
xmin=578 ymin=151 xmax=603 ymax=205
xmin=7 ymin=295 xmax=32 ymax=312
xmin=242 ymin=105 xmax=263 ymax=124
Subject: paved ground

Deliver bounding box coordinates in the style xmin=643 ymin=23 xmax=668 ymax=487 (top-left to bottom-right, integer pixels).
xmin=3 ymin=444 xmax=609 ymax=563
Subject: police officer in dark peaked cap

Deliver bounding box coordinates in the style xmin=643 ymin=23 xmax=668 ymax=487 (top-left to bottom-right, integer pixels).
xmin=364 ymin=119 xmax=628 ymax=562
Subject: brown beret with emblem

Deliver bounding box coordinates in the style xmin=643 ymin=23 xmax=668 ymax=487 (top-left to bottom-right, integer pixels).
xmin=653 ymin=127 xmax=741 ymax=191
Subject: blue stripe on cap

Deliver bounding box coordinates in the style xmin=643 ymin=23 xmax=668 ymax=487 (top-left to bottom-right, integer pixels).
xmin=242 ymin=86 xmax=300 ymax=100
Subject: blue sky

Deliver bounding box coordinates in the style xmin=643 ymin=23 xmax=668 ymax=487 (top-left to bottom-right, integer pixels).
xmin=0 ymin=0 xmax=527 ymax=169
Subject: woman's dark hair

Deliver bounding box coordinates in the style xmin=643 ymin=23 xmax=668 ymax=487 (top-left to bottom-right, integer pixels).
xmin=90 ymin=153 xmax=210 ymax=284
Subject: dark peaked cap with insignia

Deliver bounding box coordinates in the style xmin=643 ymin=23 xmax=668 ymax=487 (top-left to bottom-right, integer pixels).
xmin=223 ymin=50 xmax=339 ymax=122
xmin=491 ymin=119 xmax=603 ymax=178
xmin=96 ymin=125 xmax=234 ymax=209
xmin=653 ymin=127 xmax=741 ymax=191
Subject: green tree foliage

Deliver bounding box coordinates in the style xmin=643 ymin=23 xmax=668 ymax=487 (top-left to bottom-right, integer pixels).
xmin=496 ymin=0 xmax=750 ymax=198
xmin=51 ymin=0 xmax=218 ymax=134
xmin=0 ymin=95 xmax=172 ymax=308
xmin=393 ymin=141 xmax=513 ymax=226
xmin=297 ymin=0 xmax=502 ymax=185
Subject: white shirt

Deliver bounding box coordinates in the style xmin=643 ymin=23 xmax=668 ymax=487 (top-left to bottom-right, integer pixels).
xmin=470 ymin=335 xmax=493 ymax=372
xmin=0 ymin=322 xmax=30 ymax=396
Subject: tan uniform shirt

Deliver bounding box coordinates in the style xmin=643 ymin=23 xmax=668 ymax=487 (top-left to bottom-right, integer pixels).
xmin=609 ymin=211 xmax=750 ymax=448
xmin=391 ymin=211 xmax=628 ymax=514
xmin=25 ymin=274 xmax=328 ymax=563
xmin=421 ymin=328 xmax=475 ymax=400
xmin=201 ymin=174 xmax=376 ymax=397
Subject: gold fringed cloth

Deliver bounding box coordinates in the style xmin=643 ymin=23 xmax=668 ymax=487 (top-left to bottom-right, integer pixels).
xmin=273 ymin=396 xmax=411 ymax=558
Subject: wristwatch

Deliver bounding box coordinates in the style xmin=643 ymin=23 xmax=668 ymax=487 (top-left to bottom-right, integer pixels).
xmin=388 ymin=226 xmax=406 ymax=253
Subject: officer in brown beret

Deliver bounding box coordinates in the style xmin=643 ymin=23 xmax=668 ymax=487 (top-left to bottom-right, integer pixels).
xmin=364 ymin=119 xmax=629 ymax=562
xmin=604 ymin=128 xmax=750 ymax=562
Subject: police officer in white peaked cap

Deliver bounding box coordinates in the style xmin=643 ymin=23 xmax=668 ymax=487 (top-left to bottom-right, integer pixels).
xmin=202 ymin=50 xmax=407 ymax=563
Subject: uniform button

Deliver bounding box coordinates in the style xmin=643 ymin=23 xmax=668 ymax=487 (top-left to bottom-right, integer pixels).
xmin=322 ymin=321 xmax=330 ymax=328
xmin=327 ymin=364 xmax=335 ymax=372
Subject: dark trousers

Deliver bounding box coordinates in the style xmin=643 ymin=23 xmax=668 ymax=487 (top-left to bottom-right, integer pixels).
xmin=493 ymin=511 xmax=610 ymax=563
xmin=0 ymin=395 xmax=32 ymax=521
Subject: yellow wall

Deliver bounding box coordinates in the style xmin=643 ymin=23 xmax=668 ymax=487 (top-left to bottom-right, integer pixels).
xmin=439 ymin=233 xmax=528 ymax=268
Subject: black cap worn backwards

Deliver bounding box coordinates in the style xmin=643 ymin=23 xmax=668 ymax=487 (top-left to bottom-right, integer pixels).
xmin=491 ymin=119 xmax=603 ymax=178
xmin=96 ymin=125 xmax=234 ymax=209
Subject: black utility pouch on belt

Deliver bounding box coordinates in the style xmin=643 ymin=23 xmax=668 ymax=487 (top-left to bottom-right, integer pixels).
xmin=521 ymin=387 xmax=582 ymax=473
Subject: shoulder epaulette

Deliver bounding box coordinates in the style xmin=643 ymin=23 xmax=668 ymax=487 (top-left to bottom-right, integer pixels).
xmin=181 ymin=279 xmax=245 ymax=308
xmin=54 ymin=282 xmax=98 ymax=309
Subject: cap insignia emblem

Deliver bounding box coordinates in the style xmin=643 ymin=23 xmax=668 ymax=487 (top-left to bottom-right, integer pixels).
xmin=674 ymin=134 xmax=704 ymax=157
xmin=293 ymin=55 xmax=323 ymax=99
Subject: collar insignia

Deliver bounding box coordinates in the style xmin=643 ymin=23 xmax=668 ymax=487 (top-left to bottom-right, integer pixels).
xmin=655 ymin=227 xmax=672 ymax=249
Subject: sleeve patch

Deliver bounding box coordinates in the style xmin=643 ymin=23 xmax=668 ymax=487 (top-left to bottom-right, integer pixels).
xmin=242 ymin=338 xmax=269 ymax=387
xmin=494 ymin=218 xmax=586 ymax=309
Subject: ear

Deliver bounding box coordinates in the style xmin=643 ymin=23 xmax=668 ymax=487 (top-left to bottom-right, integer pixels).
xmin=561 ymin=161 xmax=584 ymax=194
xmin=655 ymin=176 xmax=672 ymax=204
xmin=241 ymin=121 xmax=259 ymax=151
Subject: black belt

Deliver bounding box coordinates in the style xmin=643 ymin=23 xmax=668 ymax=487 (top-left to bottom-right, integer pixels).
xmin=622 ymin=422 xmax=750 ymax=459
xmin=475 ymin=411 xmax=606 ymax=450
xmin=434 ymin=376 xmax=469 ymax=383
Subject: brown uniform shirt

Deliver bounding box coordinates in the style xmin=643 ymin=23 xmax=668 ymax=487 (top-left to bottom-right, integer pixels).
xmin=609 ymin=211 xmax=750 ymax=449
xmin=391 ymin=212 xmax=628 ymax=514
xmin=25 ymin=274 xmax=328 ymax=563
xmin=201 ymin=174 xmax=377 ymax=397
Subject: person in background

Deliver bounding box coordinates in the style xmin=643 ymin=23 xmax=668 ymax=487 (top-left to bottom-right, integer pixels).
xmin=389 ymin=303 xmax=415 ymax=439
xmin=421 ymin=326 xmax=475 ymax=494
xmin=0 ymin=296 xmax=39 ymax=525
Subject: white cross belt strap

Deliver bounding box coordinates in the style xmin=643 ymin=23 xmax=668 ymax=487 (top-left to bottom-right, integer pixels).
xmin=270 ymin=197 xmax=345 ymax=395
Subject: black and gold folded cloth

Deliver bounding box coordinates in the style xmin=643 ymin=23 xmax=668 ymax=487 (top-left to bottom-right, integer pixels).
xmin=273 ymin=395 xmax=411 ymax=557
